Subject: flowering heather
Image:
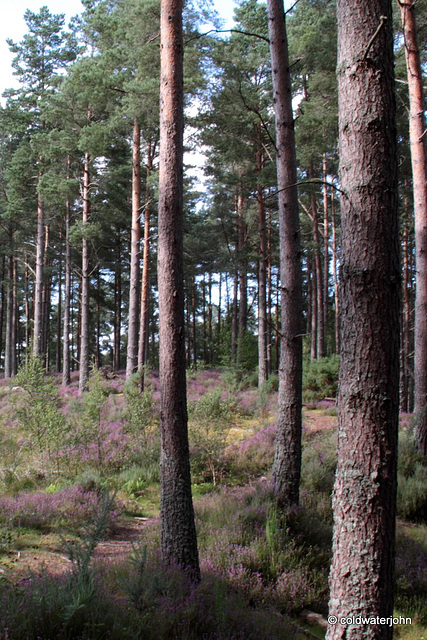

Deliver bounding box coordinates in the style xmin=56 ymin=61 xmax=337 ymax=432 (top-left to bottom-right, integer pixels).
xmin=0 ymin=486 xmax=120 ymax=531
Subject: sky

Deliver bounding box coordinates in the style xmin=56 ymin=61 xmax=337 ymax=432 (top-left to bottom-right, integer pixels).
xmin=0 ymin=0 xmax=236 ymax=96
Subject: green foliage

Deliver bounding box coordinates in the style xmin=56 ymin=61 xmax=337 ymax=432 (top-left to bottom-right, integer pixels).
xmin=397 ymin=430 xmax=427 ymax=522
xmin=303 ymin=354 xmax=340 ymax=403
xmin=123 ymin=373 xmax=157 ymax=437
xmin=13 ymin=355 xmax=68 ymax=467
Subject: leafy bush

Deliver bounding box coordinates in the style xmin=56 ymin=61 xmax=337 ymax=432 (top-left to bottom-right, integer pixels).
xmin=303 ymin=354 xmax=340 ymax=403
xmin=397 ymin=429 xmax=427 ymax=522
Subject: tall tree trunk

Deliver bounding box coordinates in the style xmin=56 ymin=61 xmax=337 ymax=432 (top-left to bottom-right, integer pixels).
xmin=79 ymin=149 xmax=91 ymax=394
xmin=63 ymin=195 xmax=71 ymax=386
xmin=399 ymin=0 xmax=427 ymax=456
xmin=310 ymin=165 xmax=325 ymax=358
xmin=237 ymin=190 xmax=248 ymax=364
xmin=267 ymin=0 xmax=303 ymax=507
xmin=126 ymin=117 xmax=141 ymax=380
xmin=267 ymin=212 xmax=273 ymax=375
xmin=257 ymin=124 xmax=268 ymax=387
xmin=138 ymin=138 xmax=153 ymax=390
xmin=331 ymin=191 xmax=340 ymax=353
xmin=0 ymin=256 xmax=5 ymax=366
xmin=5 ymin=253 xmax=14 ymax=379
xmin=56 ymin=229 xmax=63 ymax=373
xmin=231 ymin=269 xmax=238 ymax=363
xmin=323 ymin=153 xmax=329 ymax=348
xmin=158 ymin=0 xmax=200 ymax=580
xmin=113 ymin=231 xmax=122 ymax=371
xmin=191 ymin=275 xmax=197 ymax=368
xmin=42 ymin=225 xmax=51 ymax=367
xmin=309 ymin=257 xmax=318 ymax=360
xmin=33 ymin=194 xmax=44 ymax=357
xmin=327 ymin=2 xmax=399 ymax=638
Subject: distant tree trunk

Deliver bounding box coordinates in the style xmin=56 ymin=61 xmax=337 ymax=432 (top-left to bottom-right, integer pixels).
xmin=267 ymin=213 xmax=273 ymax=375
xmin=95 ymin=269 xmax=101 ymax=368
xmin=231 ymin=270 xmax=238 ymax=363
xmin=399 ymin=0 xmax=427 ymax=456
xmin=126 ymin=117 xmax=141 ymax=380
xmin=63 ymin=195 xmax=71 ymax=386
xmin=208 ymin=272 xmax=213 ymax=363
xmin=113 ymin=231 xmax=122 ymax=371
xmin=326 ymin=2 xmax=399 ymax=638
xmin=267 ymin=0 xmax=303 ymax=507
xmin=192 ymin=275 xmax=197 ymax=369
xmin=237 ymin=191 xmax=248 ymax=363
xmin=309 ymin=257 xmax=318 ymax=360
xmin=310 ymin=165 xmax=325 ymax=358
xmin=331 ymin=191 xmax=340 ymax=353
xmin=0 ymin=256 xmax=5 ymax=365
xmin=158 ymin=0 xmax=200 ymax=580
xmin=5 ymin=252 xmax=15 ymax=379
xmin=138 ymin=138 xmax=154 ymax=390
xmin=79 ymin=149 xmax=91 ymax=393
xmin=33 ymin=193 xmax=44 ymax=357
xmin=56 ymin=229 xmax=62 ymax=373
xmin=257 ymin=124 xmax=268 ymax=387
xmin=42 ymin=225 xmax=51 ymax=367
xmin=323 ymin=153 xmax=329 ymax=348
xmin=24 ymin=252 xmax=30 ymax=354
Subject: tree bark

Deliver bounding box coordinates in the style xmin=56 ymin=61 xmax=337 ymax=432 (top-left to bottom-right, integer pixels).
xmin=310 ymin=165 xmax=325 ymax=358
xmin=113 ymin=231 xmax=122 ymax=371
xmin=257 ymin=124 xmax=268 ymax=387
xmin=327 ymin=2 xmax=399 ymax=638
xmin=158 ymin=0 xmax=200 ymax=581
xmin=79 ymin=149 xmax=91 ymax=394
xmin=138 ymin=138 xmax=153 ymax=390
xmin=267 ymin=0 xmax=303 ymax=507
xmin=33 ymin=193 xmax=45 ymax=358
xmin=398 ymin=0 xmax=427 ymax=456
xmin=126 ymin=117 xmax=141 ymax=380
xmin=63 ymin=194 xmax=71 ymax=386
xmin=331 ymin=191 xmax=340 ymax=353
xmin=323 ymin=153 xmax=329 ymax=348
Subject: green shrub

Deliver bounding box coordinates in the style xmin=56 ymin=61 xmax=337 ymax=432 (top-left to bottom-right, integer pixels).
xmin=397 ymin=430 xmax=427 ymax=521
xmin=303 ymin=354 xmax=340 ymax=403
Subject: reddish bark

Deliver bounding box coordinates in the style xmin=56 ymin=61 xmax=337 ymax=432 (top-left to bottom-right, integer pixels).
xmin=399 ymin=0 xmax=427 ymax=455
xmin=327 ymin=2 xmax=399 ymax=638
xmin=158 ymin=0 xmax=200 ymax=580
xmin=267 ymin=0 xmax=303 ymax=507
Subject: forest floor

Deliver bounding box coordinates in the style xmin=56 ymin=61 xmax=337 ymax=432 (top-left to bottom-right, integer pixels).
xmin=0 ymin=366 xmax=425 ymax=640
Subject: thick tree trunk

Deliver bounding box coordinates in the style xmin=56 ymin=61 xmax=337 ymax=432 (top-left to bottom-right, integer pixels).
xmin=138 ymin=138 xmax=153 ymax=390
xmin=267 ymin=0 xmax=303 ymax=507
xmin=399 ymin=0 xmax=427 ymax=456
xmin=126 ymin=117 xmax=141 ymax=380
xmin=257 ymin=124 xmax=268 ymax=387
xmin=327 ymin=2 xmax=399 ymax=638
xmin=33 ymin=194 xmax=45 ymax=357
xmin=158 ymin=0 xmax=200 ymax=580
xmin=79 ymin=150 xmax=91 ymax=394
xmin=63 ymin=196 xmax=71 ymax=386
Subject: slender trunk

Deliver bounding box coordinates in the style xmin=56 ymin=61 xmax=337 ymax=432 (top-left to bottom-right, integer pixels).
xmin=158 ymin=0 xmax=200 ymax=580
xmin=331 ymin=191 xmax=340 ymax=353
xmin=327 ymin=2 xmax=399 ymax=637
xmin=257 ymin=124 xmax=268 ymax=387
xmin=79 ymin=149 xmax=91 ymax=393
xmin=323 ymin=154 xmax=329 ymax=348
xmin=399 ymin=0 xmax=427 ymax=455
xmin=11 ymin=259 xmax=17 ymax=375
xmin=56 ymin=229 xmax=63 ymax=373
xmin=5 ymin=254 xmax=14 ymax=379
xmin=0 ymin=256 xmax=5 ymax=366
xmin=231 ymin=269 xmax=238 ymax=363
xmin=96 ymin=268 xmax=101 ymax=368
xmin=63 ymin=194 xmax=71 ymax=386
xmin=309 ymin=257 xmax=317 ymax=360
xmin=310 ymin=165 xmax=325 ymax=358
xmin=42 ymin=225 xmax=50 ymax=367
xmin=267 ymin=212 xmax=273 ymax=375
xmin=202 ymin=278 xmax=207 ymax=363
xmin=33 ymin=194 xmax=44 ymax=357
xmin=126 ymin=118 xmax=141 ymax=380
xmin=237 ymin=190 xmax=247 ymax=359
xmin=113 ymin=232 xmax=122 ymax=371
xmin=192 ymin=275 xmax=197 ymax=369
xmin=267 ymin=0 xmax=303 ymax=506
xmin=138 ymin=138 xmax=153 ymax=390
xmin=217 ymin=271 xmax=222 ymax=361
xmin=208 ymin=272 xmax=213 ymax=363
